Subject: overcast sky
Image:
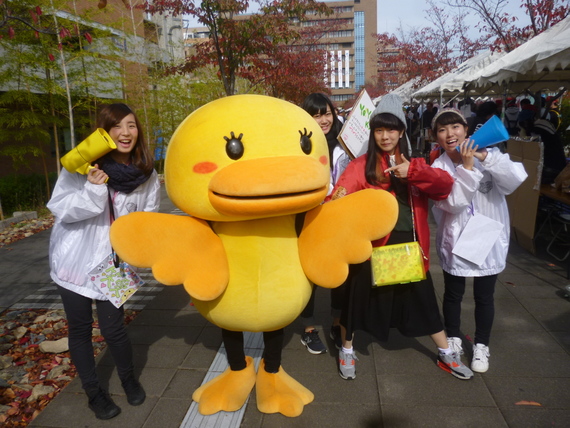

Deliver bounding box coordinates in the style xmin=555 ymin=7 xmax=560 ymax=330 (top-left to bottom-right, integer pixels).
xmin=377 ymin=0 xmax=528 ymax=36
xmin=185 ymin=0 xmax=530 ymax=36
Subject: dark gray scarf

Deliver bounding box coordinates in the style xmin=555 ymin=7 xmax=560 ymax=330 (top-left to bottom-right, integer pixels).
xmin=99 ymin=155 xmax=151 ymax=194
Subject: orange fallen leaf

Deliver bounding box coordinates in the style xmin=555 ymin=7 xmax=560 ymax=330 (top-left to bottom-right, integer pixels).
xmin=515 ymin=400 xmax=542 ymax=406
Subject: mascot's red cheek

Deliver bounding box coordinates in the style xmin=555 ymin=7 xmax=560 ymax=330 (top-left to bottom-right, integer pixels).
xmin=319 ymin=156 xmax=328 ymax=165
xmin=194 ymin=162 xmax=218 ymax=174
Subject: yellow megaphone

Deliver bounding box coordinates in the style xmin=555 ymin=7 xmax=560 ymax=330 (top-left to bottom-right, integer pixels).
xmin=60 ymin=128 xmax=117 ymax=174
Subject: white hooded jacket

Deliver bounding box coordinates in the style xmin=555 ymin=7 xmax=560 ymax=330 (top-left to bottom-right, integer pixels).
xmin=47 ymin=169 xmax=160 ymax=299
xmin=431 ymin=148 xmax=527 ymax=277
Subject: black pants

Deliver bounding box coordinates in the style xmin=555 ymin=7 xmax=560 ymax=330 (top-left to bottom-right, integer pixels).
xmin=442 ymin=272 xmax=498 ymax=346
xmin=222 ymin=328 xmax=283 ymax=373
xmin=58 ymin=285 xmax=134 ymax=391
xmin=300 ymin=282 xmax=347 ymax=328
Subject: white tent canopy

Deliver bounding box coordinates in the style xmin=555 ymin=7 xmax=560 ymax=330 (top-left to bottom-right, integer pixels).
xmin=373 ymin=78 xmax=421 ymax=105
xmin=473 ymin=15 xmax=570 ymax=92
xmin=412 ymin=50 xmax=505 ymax=99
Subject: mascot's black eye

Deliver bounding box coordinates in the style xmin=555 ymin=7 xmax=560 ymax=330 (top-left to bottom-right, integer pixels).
xmin=299 ymin=128 xmax=312 ymax=155
xmin=224 ymin=132 xmax=244 ymax=160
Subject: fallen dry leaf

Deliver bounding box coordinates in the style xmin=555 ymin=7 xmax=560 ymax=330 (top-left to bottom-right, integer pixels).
xmin=515 ymin=400 xmax=542 ymax=406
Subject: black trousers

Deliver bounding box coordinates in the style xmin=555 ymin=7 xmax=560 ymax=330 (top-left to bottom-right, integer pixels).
xmin=222 ymin=328 xmax=283 ymax=373
xmin=300 ymin=282 xmax=347 ymax=327
xmin=442 ymin=272 xmax=498 ymax=346
xmin=58 ymin=285 xmax=134 ymax=391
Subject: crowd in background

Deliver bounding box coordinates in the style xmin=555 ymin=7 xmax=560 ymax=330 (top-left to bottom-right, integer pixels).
xmin=412 ymin=94 xmax=568 ymax=185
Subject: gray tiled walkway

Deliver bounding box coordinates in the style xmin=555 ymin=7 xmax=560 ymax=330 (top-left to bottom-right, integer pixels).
xmin=2 ymin=184 xmax=569 ymax=428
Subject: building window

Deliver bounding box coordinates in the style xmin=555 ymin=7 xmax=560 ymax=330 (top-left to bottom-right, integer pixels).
xmin=327 ymin=30 xmax=353 ymax=38
xmin=331 ymin=94 xmax=354 ymax=102
xmin=354 ymin=11 xmax=365 ymax=91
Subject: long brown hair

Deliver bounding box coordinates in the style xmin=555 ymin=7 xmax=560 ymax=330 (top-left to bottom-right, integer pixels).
xmin=96 ymin=103 xmax=154 ymax=176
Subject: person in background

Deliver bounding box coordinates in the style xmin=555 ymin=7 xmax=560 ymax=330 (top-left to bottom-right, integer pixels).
xmin=532 ymin=117 xmax=567 ymax=184
xmin=421 ymin=102 xmax=438 ymax=131
xmin=504 ymin=98 xmax=520 ymax=136
xmin=467 ymin=101 xmax=497 ymax=137
xmin=517 ymin=98 xmax=537 ymax=136
xmin=48 ymin=103 xmax=160 ymax=419
xmin=328 ymin=94 xmax=473 ymax=381
xmin=544 ymin=96 xmax=562 ymax=131
xmin=430 ymin=108 xmax=527 ymax=373
xmin=298 ymin=93 xmax=350 ymax=354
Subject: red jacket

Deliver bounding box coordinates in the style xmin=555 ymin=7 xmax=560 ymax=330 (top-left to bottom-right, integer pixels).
xmin=326 ymin=154 xmax=453 ymax=271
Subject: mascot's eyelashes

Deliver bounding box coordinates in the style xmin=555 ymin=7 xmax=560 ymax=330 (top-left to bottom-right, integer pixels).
xmin=224 ymin=132 xmax=244 ymax=160
xmin=299 ymin=128 xmax=313 ymax=155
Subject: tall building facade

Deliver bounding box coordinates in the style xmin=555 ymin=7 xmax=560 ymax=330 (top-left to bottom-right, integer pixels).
xmin=377 ymin=43 xmax=406 ymax=93
xmin=182 ymin=0 xmax=378 ymax=104
xmin=316 ymin=0 xmax=378 ymax=103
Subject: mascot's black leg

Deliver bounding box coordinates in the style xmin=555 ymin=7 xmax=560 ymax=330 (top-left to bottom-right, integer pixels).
xmin=262 ymin=329 xmax=284 ymax=373
xmin=221 ymin=329 xmax=247 ymax=371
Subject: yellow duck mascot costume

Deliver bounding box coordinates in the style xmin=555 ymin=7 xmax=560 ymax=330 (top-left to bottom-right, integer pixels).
xmin=110 ymin=95 xmax=398 ymax=417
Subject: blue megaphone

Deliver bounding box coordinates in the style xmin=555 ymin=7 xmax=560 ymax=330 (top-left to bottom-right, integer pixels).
xmin=458 ymin=115 xmax=509 ymax=151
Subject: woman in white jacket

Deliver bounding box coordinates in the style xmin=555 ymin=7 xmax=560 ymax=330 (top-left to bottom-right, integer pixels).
xmin=430 ymin=109 xmax=527 ymax=373
xmin=48 ymin=103 xmax=160 ymax=419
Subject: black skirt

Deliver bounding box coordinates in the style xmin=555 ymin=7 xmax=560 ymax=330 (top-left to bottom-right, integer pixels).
xmin=341 ymin=231 xmax=444 ymax=342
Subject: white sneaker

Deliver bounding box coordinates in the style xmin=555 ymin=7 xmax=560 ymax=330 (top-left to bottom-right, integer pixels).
xmin=447 ymin=337 xmax=464 ymax=355
xmin=471 ymin=343 xmax=490 ymax=373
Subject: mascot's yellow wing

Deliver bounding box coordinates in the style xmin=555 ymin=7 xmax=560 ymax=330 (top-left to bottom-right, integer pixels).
xmin=110 ymin=212 xmax=228 ymax=301
xmin=298 ymin=189 xmax=398 ymax=288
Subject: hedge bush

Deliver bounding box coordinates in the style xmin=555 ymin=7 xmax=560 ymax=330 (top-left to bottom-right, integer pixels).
xmin=0 ymin=173 xmax=57 ymax=218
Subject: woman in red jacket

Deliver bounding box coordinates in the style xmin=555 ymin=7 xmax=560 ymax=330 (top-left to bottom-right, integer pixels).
xmin=328 ymin=94 xmax=473 ymax=381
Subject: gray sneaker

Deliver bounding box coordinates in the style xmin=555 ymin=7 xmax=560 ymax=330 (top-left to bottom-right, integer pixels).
xmin=437 ymin=352 xmax=474 ymax=380
xmin=338 ymin=350 xmax=358 ymax=380
xmin=300 ymin=329 xmax=327 ymax=354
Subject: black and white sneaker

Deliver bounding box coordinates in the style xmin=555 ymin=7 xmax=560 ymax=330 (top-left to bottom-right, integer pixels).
xmin=300 ymin=329 xmax=327 ymax=354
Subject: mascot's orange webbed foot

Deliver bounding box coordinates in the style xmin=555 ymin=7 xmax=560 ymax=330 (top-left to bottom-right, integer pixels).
xmin=192 ymin=356 xmax=256 ymax=415
xmin=255 ymin=359 xmax=314 ymax=417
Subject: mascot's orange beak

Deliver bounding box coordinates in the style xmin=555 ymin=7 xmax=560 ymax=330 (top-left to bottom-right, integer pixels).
xmin=209 ymin=156 xmax=329 ymax=217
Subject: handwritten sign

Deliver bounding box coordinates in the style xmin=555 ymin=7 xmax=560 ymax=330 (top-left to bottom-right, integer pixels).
xmin=338 ymin=89 xmax=375 ymax=159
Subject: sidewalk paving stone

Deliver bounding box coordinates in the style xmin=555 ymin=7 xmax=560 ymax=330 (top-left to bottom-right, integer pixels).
xmin=0 ymin=183 xmax=566 ymax=428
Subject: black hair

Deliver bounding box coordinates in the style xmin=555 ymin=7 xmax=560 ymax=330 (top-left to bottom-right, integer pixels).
xmin=301 ymin=93 xmax=343 ymax=167
xmin=364 ymin=113 xmax=408 ymax=185
xmin=476 ymin=101 xmax=497 ymax=118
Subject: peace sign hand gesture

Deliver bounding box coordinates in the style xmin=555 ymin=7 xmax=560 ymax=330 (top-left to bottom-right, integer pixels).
xmin=384 ymin=154 xmax=410 ymax=179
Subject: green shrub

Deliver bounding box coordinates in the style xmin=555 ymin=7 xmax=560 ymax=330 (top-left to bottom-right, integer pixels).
xmin=0 ymin=173 xmax=57 ymax=218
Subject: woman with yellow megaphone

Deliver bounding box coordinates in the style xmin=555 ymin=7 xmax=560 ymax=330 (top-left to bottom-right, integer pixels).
xmin=47 ymin=103 xmax=160 ymax=420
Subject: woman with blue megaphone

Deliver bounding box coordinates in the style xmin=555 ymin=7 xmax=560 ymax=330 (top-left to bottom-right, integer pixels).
xmin=430 ymin=108 xmax=527 ymax=375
